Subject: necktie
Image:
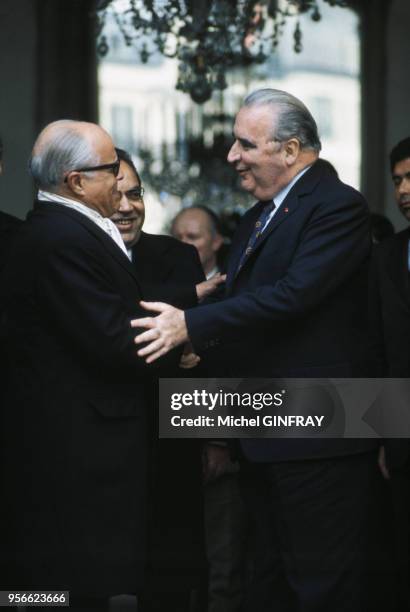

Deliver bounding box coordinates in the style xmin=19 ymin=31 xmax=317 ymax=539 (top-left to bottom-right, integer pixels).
xmin=236 ymin=200 xmax=276 ymax=273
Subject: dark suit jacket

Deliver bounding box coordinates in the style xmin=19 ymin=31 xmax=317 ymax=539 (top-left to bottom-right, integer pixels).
xmin=185 ymin=161 xmax=375 ymax=461
xmin=130 ymin=231 xmax=207 ymax=589
xmin=0 ymin=210 xmax=22 ymax=271
xmin=131 ymin=231 xmax=204 ymax=308
xmin=368 ymin=228 xmax=410 ymax=468
xmin=0 ymin=211 xmax=22 ymax=386
xmin=0 ymin=201 xmax=171 ymax=596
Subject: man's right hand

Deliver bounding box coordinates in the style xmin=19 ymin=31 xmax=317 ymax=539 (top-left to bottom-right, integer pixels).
xmin=196 ymin=273 xmax=226 ymax=302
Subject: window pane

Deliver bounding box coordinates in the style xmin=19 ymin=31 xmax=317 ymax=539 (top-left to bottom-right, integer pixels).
xmin=98 ymin=0 xmax=361 ymax=233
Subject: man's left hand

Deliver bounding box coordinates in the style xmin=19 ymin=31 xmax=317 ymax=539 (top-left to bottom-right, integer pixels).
xmin=131 ymin=301 xmax=188 ymax=363
xmin=179 ymin=343 xmax=201 ymax=369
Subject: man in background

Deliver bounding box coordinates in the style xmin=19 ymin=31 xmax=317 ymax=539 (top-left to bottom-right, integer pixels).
xmin=111 ymin=147 xmax=208 ymax=612
xmin=171 ymin=204 xmax=246 ymax=612
xmin=112 ymin=150 xmax=224 ymax=306
xmin=0 ymin=135 xmax=22 ymax=268
xmin=172 ymin=206 xmax=225 ymax=279
xmin=0 ymin=136 xmax=23 ymax=594
xmin=370 ymin=136 xmax=410 ymax=609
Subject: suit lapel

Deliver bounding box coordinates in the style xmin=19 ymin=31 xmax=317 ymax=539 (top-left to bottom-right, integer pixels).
xmin=227 ymin=170 xmax=315 ymax=288
xmin=226 ymin=201 xmax=265 ymax=287
xmin=33 ymin=200 xmax=141 ymax=287
xmin=252 ymin=189 xmax=300 ymax=253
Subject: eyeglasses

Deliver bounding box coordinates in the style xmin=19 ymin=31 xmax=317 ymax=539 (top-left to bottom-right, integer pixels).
xmin=64 ymin=159 xmax=120 ymax=182
xmin=126 ymin=186 xmax=145 ymax=200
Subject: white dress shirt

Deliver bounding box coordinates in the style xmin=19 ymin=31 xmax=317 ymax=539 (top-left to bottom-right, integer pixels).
xmin=38 ymin=190 xmax=129 ymax=259
xmin=262 ymin=164 xmax=312 ymax=231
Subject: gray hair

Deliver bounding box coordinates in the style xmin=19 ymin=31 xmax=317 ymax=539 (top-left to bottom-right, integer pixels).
xmin=29 ymin=120 xmax=100 ymax=190
xmin=243 ymin=88 xmax=321 ymax=152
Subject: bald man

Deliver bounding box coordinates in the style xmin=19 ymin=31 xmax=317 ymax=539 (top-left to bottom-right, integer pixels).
xmin=0 ymin=120 xmax=170 ymax=605
xmin=171 ymin=206 xmax=225 ymax=279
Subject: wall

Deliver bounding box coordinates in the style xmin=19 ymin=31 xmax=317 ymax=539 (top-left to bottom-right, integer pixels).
xmin=0 ymin=0 xmax=98 ymax=220
xmin=0 ymin=0 xmax=37 ymax=219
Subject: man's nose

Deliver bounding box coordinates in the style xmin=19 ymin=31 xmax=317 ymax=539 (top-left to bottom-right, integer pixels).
xmin=399 ymin=178 xmax=410 ymax=194
xmin=227 ymin=141 xmax=240 ymax=164
xmin=118 ymin=194 xmax=133 ymax=212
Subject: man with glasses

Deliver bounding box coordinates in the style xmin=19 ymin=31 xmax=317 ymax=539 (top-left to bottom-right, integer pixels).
xmin=112 ymin=147 xmax=225 ymax=305
xmin=112 ymin=147 xmax=202 ymax=303
xmin=111 ymin=147 xmax=225 ymax=612
xmin=0 ymin=120 xmax=169 ymax=609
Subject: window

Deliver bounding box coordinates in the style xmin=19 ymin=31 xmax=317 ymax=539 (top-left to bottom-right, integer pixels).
xmin=111 ymin=105 xmax=134 ymax=151
xmin=99 ymin=0 xmax=361 ymax=232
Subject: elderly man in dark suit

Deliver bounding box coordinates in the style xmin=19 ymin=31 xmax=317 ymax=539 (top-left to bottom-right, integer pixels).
xmin=370 ymin=136 xmax=410 ymax=608
xmin=131 ymin=89 xmax=379 ymax=611
xmin=0 ymin=120 xmax=173 ymax=609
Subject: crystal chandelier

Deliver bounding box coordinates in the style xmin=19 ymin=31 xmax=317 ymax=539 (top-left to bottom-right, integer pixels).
xmin=96 ymin=0 xmax=350 ymax=104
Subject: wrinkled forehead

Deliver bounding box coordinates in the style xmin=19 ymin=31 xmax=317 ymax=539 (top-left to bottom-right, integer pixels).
xmin=175 ymin=211 xmax=211 ymax=235
xmin=87 ymin=128 xmax=116 ymax=160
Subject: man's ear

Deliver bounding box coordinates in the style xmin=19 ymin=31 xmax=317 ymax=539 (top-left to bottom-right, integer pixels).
xmin=284 ymin=138 xmax=301 ymax=165
xmin=67 ymin=172 xmax=85 ymax=196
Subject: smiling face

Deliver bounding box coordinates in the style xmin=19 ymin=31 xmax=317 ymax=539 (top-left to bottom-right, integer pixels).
xmin=111 ymin=160 xmax=145 ymax=248
xmin=227 ymin=104 xmax=294 ymax=201
xmin=392 ymin=157 xmax=410 ymax=222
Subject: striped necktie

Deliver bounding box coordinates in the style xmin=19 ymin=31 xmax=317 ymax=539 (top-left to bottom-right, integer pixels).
xmin=236 ymin=200 xmax=276 ymax=273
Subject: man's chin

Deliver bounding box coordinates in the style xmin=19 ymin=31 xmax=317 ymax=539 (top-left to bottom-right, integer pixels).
xmin=399 ymin=206 xmax=410 ymax=221
xmin=122 ymin=232 xmax=140 ymax=249
xmin=239 ymin=176 xmax=255 ymax=192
